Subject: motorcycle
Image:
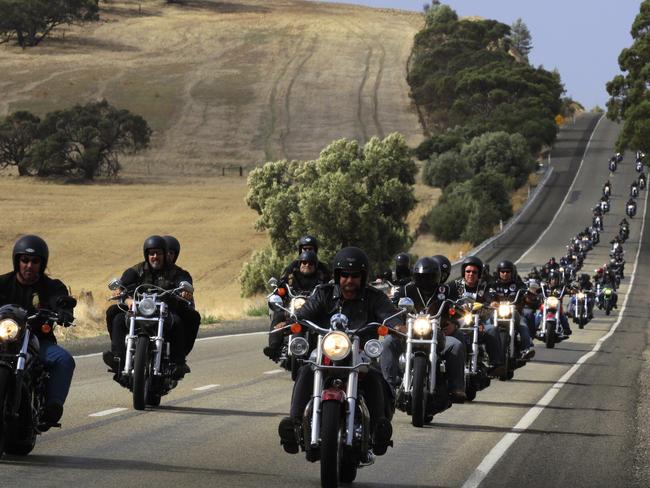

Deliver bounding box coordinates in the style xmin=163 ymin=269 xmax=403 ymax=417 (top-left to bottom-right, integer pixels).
xmin=268 ymin=294 xmax=401 ymax=487
xmin=626 ymin=202 xmax=637 ymax=218
xmin=600 ymin=199 xmax=610 ymax=213
xmin=609 ymin=158 xmax=617 ymax=172
xmin=457 ymin=300 xmax=491 ymax=402
xmin=596 ymin=284 xmax=615 ymax=315
xmin=391 ymin=298 xmax=452 ymax=427
xmin=593 ymin=215 xmax=603 ymax=231
xmin=108 ymin=279 xmax=194 ymax=410
xmin=603 ymin=184 xmax=611 ymax=198
xmin=619 ymin=224 xmax=630 ymax=241
xmin=0 ymin=297 xmax=76 ymax=457
xmin=636 ymin=159 xmax=644 ymax=172
xmin=631 ymin=185 xmax=640 ymax=198
xmin=572 ymin=290 xmax=591 ymax=329
xmin=639 ymin=174 xmax=646 ymax=189
xmin=267 ymin=277 xmax=314 ymax=380
xmin=537 ymin=286 xmax=567 ymax=349
xmin=492 ymin=290 xmax=525 ymax=380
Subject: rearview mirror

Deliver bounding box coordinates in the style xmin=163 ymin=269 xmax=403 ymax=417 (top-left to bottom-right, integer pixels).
xmin=108 ymin=278 xmax=122 ymax=291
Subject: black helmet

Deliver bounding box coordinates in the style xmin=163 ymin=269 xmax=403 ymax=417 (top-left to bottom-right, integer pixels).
xmin=12 ymin=235 xmax=49 ymax=272
xmin=395 ymin=252 xmax=410 ymax=268
xmin=298 ymin=235 xmax=318 ymax=253
xmin=497 ymin=259 xmax=516 ymax=273
xmin=461 ymin=255 xmax=483 ymax=278
xmin=412 ymin=257 xmax=440 ymax=290
xmin=431 ymin=255 xmax=451 ymax=283
xmin=298 ymin=249 xmax=317 ymax=264
xmin=333 ymin=247 xmax=369 ymax=287
xmin=143 ymin=235 xmax=167 ymax=262
xmin=163 ymin=235 xmax=180 ymax=263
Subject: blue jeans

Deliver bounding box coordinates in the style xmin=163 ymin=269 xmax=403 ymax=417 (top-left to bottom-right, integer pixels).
xmin=534 ymin=311 xmax=570 ymax=334
xmin=39 ymin=340 xmax=75 ymax=406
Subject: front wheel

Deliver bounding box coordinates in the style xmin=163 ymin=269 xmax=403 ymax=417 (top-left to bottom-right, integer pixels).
xmin=290 ymin=356 xmax=300 ymax=382
xmin=132 ymin=336 xmax=150 ymax=411
xmin=545 ymin=321 xmax=556 ymax=349
xmin=320 ymin=400 xmax=343 ymax=488
xmin=411 ymin=355 xmax=428 ymax=427
xmin=0 ymin=368 xmax=11 ymax=457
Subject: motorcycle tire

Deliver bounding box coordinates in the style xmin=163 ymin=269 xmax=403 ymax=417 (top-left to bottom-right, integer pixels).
xmin=290 ymin=356 xmax=299 ymax=382
xmin=606 ymin=306 xmax=611 ymax=316
xmin=498 ymin=331 xmax=511 ymax=381
xmin=0 ymin=368 xmax=10 ymax=457
xmin=320 ymin=400 xmax=343 ymax=488
xmin=411 ymin=356 xmax=428 ymax=427
xmin=146 ymin=389 xmax=161 ymax=407
xmin=465 ymin=381 xmax=477 ymax=402
xmin=339 ymin=449 xmax=358 ymax=484
xmin=5 ymin=384 xmax=37 ymax=456
xmin=545 ymin=325 xmax=556 ymax=349
xmin=578 ymin=317 xmax=585 ymax=329
xmin=132 ymin=336 xmax=150 ymax=411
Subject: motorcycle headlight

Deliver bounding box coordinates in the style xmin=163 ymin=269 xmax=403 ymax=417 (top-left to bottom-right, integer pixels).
xmin=0 ymin=319 xmax=20 ymax=342
xmin=137 ymin=298 xmax=157 ymax=317
xmin=463 ymin=313 xmax=473 ymax=326
xmin=604 ymin=289 xmax=612 ymax=296
xmin=322 ymin=331 xmax=351 ymax=361
xmin=498 ymin=303 xmax=511 ymax=318
xmin=364 ymin=339 xmax=383 ymax=358
xmin=412 ymin=317 xmax=433 ymax=336
xmin=290 ymin=297 xmax=306 ymax=313
xmin=576 ymin=292 xmax=585 ymax=299
xmin=289 ymin=337 xmax=309 ymax=357
xmin=546 ymin=296 xmax=560 ymax=309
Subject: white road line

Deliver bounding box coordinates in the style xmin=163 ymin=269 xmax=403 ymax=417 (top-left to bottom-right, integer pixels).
xmin=462 ymin=182 xmax=648 ymax=488
xmin=89 ymin=407 xmax=128 ymax=417
xmin=516 ymin=114 xmax=605 ymax=265
xmin=263 ymin=369 xmax=285 ymax=375
xmin=193 ymin=384 xmax=220 ymax=391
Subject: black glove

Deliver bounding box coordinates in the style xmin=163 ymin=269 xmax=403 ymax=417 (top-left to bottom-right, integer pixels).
xmin=57 ymin=310 xmax=74 ymax=326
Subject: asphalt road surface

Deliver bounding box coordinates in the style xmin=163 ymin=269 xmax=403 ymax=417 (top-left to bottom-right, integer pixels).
xmin=2 ymin=116 xmax=648 ymax=488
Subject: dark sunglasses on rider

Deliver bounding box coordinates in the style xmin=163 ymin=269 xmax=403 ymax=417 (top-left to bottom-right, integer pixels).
xmin=19 ymin=255 xmax=41 ymax=264
xmin=464 ymin=269 xmax=478 ymax=275
xmin=301 ymin=260 xmax=315 ymax=266
xmin=147 ymin=250 xmax=165 ymax=257
xmin=340 ymin=271 xmax=361 ymax=279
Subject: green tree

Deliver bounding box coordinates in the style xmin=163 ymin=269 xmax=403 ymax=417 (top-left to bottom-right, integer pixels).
xmin=241 ymin=133 xmax=417 ymax=296
xmin=27 ymin=100 xmax=151 ymax=180
xmin=422 ymin=150 xmax=471 ymax=188
xmin=0 ymin=111 xmax=40 ymax=175
xmin=510 ymin=18 xmax=533 ymax=61
xmin=606 ymin=0 xmax=650 ymax=153
xmin=0 ymin=0 xmax=98 ymax=47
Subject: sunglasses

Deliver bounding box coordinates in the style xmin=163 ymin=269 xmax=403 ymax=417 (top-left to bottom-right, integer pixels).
xmin=464 ymin=269 xmax=478 ymax=275
xmin=19 ymin=256 xmax=41 ymax=264
xmin=300 ymin=261 xmax=315 ymax=266
xmin=147 ymin=250 xmax=165 ymax=257
xmin=340 ymin=271 xmax=361 ymax=279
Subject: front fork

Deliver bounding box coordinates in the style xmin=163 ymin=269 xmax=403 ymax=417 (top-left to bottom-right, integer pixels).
xmin=152 ymin=303 xmax=167 ymax=375
xmin=10 ymin=328 xmax=32 ymax=415
xmin=470 ymin=315 xmax=479 ymax=373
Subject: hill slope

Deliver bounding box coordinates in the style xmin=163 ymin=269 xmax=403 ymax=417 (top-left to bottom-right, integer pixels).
xmin=0 ymin=0 xmax=424 ymax=175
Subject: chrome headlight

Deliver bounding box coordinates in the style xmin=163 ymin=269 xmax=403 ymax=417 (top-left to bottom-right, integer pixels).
xmin=413 ymin=317 xmax=433 ymax=336
xmin=137 ymin=298 xmax=157 ymax=317
xmin=576 ymin=292 xmax=585 ymax=299
xmin=546 ymin=296 xmax=560 ymax=309
xmin=289 ymin=337 xmax=309 ymax=357
xmin=0 ymin=319 xmax=20 ymax=342
xmin=290 ymin=297 xmax=307 ymax=313
xmin=364 ymin=339 xmax=383 ymax=358
xmin=463 ymin=313 xmax=473 ymax=326
xmin=322 ymin=331 xmax=351 ymax=361
xmin=498 ymin=303 xmax=511 ymax=318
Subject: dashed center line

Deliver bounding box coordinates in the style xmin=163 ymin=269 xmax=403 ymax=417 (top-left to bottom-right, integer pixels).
xmin=263 ymin=369 xmax=285 ymax=375
xmin=193 ymin=384 xmax=220 ymax=391
xmin=89 ymin=407 xmax=128 ymax=417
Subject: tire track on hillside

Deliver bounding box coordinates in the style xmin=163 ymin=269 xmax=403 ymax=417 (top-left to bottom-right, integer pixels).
xmin=371 ymin=42 xmax=386 ymax=139
xmin=356 ymin=46 xmax=372 ymax=143
xmin=279 ymin=36 xmax=318 ymax=160
xmin=263 ymin=35 xmax=306 ymax=162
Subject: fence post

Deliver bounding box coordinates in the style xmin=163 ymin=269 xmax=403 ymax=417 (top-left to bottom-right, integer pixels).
xmin=239 ymin=166 xmax=243 ymax=177
xmin=222 ymin=167 xmax=225 ymax=176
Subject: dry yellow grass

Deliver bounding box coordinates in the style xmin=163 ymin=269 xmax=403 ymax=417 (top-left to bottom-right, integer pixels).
xmin=0 ymin=0 xmax=424 ymax=174
xmin=0 ymin=176 xmax=266 ymax=338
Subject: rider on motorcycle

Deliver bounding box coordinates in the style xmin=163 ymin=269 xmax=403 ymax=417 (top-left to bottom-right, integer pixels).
xmin=264 ymin=249 xmax=328 ymax=361
xmin=281 ymin=235 xmax=331 ymax=284
xmin=567 ymin=273 xmax=595 ymax=319
xmin=0 ymin=235 xmax=76 ymax=429
xmin=381 ymin=257 xmax=467 ymax=403
xmin=486 ymin=260 xmax=535 ymax=359
xmin=278 ymin=247 xmax=398 ymax=456
xmin=103 ymin=235 xmax=194 ymax=379
xmin=392 ymin=252 xmax=412 ymax=287
xmin=454 ymin=256 xmax=507 ymax=375
xmin=535 ymin=271 xmax=572 ymax=336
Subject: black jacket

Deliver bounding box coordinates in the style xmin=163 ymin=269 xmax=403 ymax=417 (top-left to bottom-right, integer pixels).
xmin=282 ymin=260 xmax=330 ymax=285
xmin=296 ymin=283 xmax=401 ymax=332
xmin=120 ymin=262 xmax=194 ymax=313
xmin=0 ymin=271 xmax=72 ymax=342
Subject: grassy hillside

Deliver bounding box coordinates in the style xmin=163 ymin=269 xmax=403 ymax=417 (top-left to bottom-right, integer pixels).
xmin=0 ymin=0 xmax=423 ymax=175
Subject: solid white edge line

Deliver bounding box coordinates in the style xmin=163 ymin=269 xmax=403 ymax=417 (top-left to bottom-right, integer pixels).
xmin=263 ymin=369 xmax=285 ymax=375
xmin=193 ymin=384 xmax=220 ymax=391
xmin=461 ymin=175 xmax=648 ymax=488
xmin=516 ymin=114 xmax=605 ymax=265
xmin=72 ymin=331 xmax=268 ymax=360
xmin=89 ymin=407 xmax=128 ymax=417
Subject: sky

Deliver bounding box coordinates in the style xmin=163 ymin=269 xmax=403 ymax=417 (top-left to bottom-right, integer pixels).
xmin=317 ymin=0 xmax=642 ymax=110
